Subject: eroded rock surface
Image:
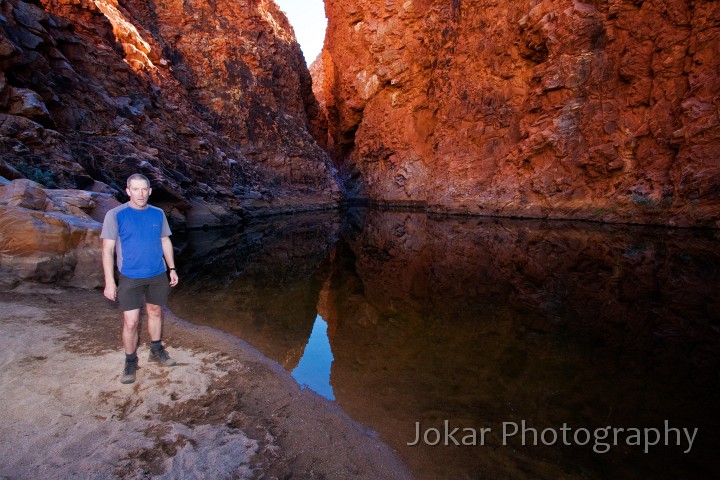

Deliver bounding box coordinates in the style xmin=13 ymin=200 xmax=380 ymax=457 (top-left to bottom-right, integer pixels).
xmin=0 ymin=0 xmax=340 ymax=227
xmin=321 ymin=0 xmax=720 ymax=227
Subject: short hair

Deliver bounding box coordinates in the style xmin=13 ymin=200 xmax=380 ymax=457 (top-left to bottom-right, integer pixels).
xmin=126 ymin=173 xmax=151 ymax=188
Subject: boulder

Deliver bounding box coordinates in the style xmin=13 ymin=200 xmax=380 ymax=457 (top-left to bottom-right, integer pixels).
xmin=0 ymin=205 xmax=103 ymax=288
xmin=0 ymin=179 xmax=120 ymax=288
xmin=8 ymin=87 xmax=52 ymax=125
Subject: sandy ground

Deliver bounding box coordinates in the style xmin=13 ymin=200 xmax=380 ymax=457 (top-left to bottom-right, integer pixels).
xmin=0 ymin=283 xmax=411 ymax=479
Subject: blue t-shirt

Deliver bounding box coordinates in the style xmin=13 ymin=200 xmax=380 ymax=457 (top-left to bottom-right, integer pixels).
xmin=100 ymin=203 xmax=172 ymax=278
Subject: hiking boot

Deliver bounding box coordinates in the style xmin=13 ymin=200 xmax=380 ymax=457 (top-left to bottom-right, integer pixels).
xmin=121 ymin=359 xmax=138 ymax=384
xmin=149 ymin=346 xmax=176 ymax=366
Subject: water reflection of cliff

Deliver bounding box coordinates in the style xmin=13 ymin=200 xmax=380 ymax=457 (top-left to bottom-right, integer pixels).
xmin=170 ymin=209 xmax=720 ymax=480
xmin=327 ymin=210 xmax=720 ymax=479
xmin=170 ymin=212 xmax=341 ymax=370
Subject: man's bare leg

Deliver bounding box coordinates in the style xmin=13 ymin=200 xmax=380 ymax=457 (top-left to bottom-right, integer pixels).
xmin=146 ymin=303 xmax=162 ymax=342
xmin=122 ymin=308 xmax=141 ymax=354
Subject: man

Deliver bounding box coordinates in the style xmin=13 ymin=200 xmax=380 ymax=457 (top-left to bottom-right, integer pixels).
xmin=101 ymin=173 xmax=179 ymax=384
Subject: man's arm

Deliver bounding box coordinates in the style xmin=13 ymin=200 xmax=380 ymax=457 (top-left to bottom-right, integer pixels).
xmin=161 ymin=236 xmax=179 ymax=287
xmin=102 ymin=238 xmax=117 ymax=301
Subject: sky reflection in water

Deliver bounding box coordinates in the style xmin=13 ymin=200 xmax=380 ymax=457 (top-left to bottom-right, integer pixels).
xmin=291 ymin=314 xmax=335 ymax=400
xmin=169 ymin=209 xmax=720 ymax=480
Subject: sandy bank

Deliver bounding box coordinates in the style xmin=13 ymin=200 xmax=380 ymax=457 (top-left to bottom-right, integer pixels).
xmin=0 ymin=283 xmax=411 ymax=479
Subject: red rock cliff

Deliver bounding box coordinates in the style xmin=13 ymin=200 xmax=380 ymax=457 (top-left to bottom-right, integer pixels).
xmin=0 ymin=0 xmax=339 ymax=226
xmin=321 ymin=0 xmax=720 ymax=227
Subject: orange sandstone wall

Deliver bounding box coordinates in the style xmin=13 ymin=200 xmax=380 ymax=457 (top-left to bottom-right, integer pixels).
xmin=321 ymin=0 xmax=720 ymax=227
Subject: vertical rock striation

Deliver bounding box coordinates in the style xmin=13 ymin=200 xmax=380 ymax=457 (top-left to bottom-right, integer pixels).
xmin=321 ymin=0 xmax=720 ymax=227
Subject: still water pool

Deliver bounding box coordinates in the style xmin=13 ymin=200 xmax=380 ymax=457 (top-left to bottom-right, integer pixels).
xmin=169 ymin=209 xmax=720 ymax=479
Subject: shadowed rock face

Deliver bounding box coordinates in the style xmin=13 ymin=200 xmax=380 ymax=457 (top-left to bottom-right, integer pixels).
xmin=0 ymin=0 xmax=340 ymax=226
xmin=320 ymin=0 xmax=720 ymax=227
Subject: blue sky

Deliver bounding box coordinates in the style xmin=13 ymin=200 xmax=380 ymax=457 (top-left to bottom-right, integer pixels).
xmin=274 ymin=0 xmax=327 ymax=63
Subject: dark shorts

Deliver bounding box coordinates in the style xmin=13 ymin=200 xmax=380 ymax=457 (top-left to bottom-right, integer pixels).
xmin=117 ymin=272 xmax=170 ymax=311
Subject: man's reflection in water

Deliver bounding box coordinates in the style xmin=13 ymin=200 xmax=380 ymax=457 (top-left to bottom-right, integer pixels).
xmin=291 ymin=314 xmax=335 ymax=400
